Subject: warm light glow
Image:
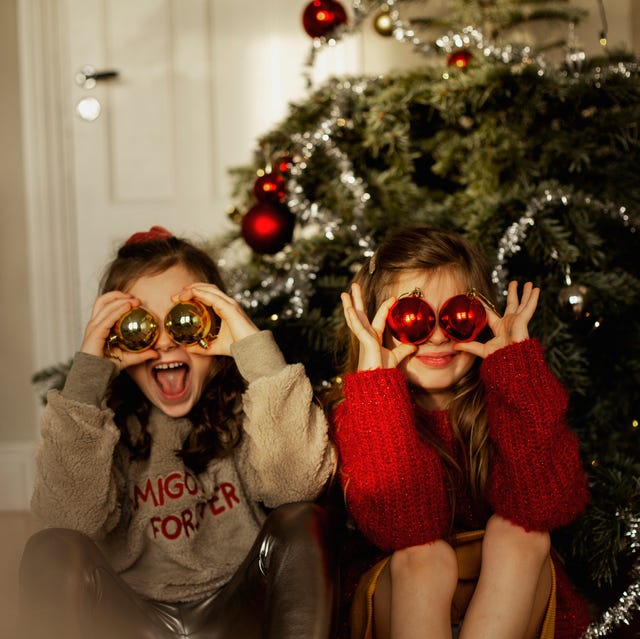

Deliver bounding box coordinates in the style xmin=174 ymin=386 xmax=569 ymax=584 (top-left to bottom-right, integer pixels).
xmin=402 ymin=312 xmax=417 ymax=325
xmin=254 ymin=213 xmax=281 ymax=236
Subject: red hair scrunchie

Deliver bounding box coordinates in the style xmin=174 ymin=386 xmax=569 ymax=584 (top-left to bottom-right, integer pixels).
xmin=125 ymin=225 xmax=173 ymax=245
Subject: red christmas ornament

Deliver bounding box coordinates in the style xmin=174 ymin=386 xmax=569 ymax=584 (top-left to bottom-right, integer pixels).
xmin=447 ymin=49 xmax=473 ymax=69
xmin=387 ymin=297 xmax=436 ymax=344
xmin=253 ymin=172 xmax=286 ymax=204
xmin=302 ymin=0 xmax=347 ymax=38
xmin=438 ymin=295 xmax=486 ymax=342
xmin=241 ymin=203 xmax=294 ymax=254
xmin=275 ymin=155 xmax=294 ymax=174
xmin=387 ymin=294 xmax=487 ymax=344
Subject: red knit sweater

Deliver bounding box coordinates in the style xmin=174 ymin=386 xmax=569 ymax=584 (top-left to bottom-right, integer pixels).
xmin=333 ymin=339 xmax=591 ymax=639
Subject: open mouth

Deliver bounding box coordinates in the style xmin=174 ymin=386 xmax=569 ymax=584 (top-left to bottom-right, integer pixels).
xmin=153 ymin=361 xmax=190 ymax=398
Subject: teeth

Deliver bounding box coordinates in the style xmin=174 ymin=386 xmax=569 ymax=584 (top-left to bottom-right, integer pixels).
xmin=154 ymin=362 xmax=184 ymax=371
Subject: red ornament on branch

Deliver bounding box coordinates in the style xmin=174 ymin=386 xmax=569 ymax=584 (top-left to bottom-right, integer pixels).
xmin=241 ymin=203 xmax=295 ymax=254
xmin=302 ymin=0 xmax=347 ymax=38
xmin=447 ymin=49 xmax=473 ymax=69
xmin=253 ymin=172 xmax=287 ymax=204
xmin=275 ymin=155 xmax=294 ymax=174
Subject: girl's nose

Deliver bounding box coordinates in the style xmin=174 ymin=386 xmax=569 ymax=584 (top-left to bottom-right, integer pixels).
xmin=427 ymin=322 xmax=450 ymax=345
xmin=153 ymin=324 xmax=176 ymax=351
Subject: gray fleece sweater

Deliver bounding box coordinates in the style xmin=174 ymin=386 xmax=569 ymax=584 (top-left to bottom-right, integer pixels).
xmin=31 ymin=330 xmax=336 ymax=603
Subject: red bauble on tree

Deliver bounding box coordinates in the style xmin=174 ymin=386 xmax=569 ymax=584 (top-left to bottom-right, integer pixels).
xmin=447 ymin=49 xmax=473 ymax=69
xmin=241 ymin=202 xmax=295 ymax=254
xmin=302 ymin=0 xmax=347 ymax=38
xmin=253 ymin=172 xmax=287 ymax=204
xmin=275 ymin=155 xmax=294 ymax=174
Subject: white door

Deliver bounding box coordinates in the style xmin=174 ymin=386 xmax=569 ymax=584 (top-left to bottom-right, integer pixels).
xmin=65 ymin=0 xmax=321 ymax=322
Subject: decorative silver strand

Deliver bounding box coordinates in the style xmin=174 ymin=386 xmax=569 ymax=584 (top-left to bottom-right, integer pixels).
xmin=223 ymin=78 xmax=376 ymax=319
xmin=581 ymin=510 xmax=640 ymax=637
xmin=491 ymin=188 xmax=637 ymax=295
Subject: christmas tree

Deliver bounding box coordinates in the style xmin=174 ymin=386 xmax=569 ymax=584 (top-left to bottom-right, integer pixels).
xmin=213 ymin=0 xmax=640 ymax=635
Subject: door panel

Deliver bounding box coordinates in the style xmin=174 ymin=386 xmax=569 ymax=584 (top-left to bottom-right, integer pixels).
xmin=67 ymin=0 xmax=219 ymax=317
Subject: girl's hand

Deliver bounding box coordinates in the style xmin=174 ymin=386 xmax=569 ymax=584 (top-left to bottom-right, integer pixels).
xmin=342 ymin=283 xmax=416 ymax=371
xmin=175 ymin=283 xmax=259 ymax=356
xmin=81 ymin=291 xmax=157 ymax=371
xmin=455 ymin=280 xmax=539 ymax=359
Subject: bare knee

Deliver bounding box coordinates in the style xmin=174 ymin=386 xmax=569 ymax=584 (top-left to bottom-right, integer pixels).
xmin=484 ymin=514 xmax=550 ymax=565
xmin=390 ymin=539 xmax=458 ymax=597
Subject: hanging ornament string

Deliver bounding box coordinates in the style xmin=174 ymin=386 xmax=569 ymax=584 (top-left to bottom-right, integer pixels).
xmin=491 ymin=187 xmax=637 ymax=296
xmin=596 ymin=0 xmax=608 ymax=47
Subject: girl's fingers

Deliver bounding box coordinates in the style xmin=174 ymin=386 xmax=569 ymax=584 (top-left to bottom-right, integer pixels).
xmin=370 ymin=297 xmax=396 ymax=337
xmin=350 ymin=282 xmax=366 ymax=313
xmin=82 ymin=293 xmax=142 ymax=357
xmin=89 ymin=291 xmax=135 ymax=320
xmin=504 ymin=280 xmax=520 ymax=315
xmin=519 ymin=285 xmax=540 ymax=322
xmin=179 ymin=283 xmax=259 ymax=343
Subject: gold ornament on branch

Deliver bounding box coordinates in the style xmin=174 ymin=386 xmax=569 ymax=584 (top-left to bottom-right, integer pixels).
xmin=373 ymin=6 xmax=393 ymax=37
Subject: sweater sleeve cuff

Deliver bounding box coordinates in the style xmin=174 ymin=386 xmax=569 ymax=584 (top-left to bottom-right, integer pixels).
xmin=480 ymin=338 xmax=561 ymax=399
xmin=61 ymin=352 xmax=118 ymax=406
xmin=230 ymin=330 xmax=287 ymax=382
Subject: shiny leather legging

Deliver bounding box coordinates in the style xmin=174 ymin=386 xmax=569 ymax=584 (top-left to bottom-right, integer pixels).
xmin=20 ymin=502 xmax=337 ymax=639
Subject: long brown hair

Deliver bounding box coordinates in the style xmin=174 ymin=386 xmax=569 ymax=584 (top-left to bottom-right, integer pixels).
xmin=335 ymin=226 xmax=497 ymax=506
xmin=100 ymin=233 xmax=246 ymax=475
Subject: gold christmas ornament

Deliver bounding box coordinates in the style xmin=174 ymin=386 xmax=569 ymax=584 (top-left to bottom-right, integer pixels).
xmin=109 ymin=301 xmax=215 ymax=352
xmin=164 ymin=301 xmax=212 ymax=348
xmin=111 ymin=307 xmax=158 ymax=352
xmin=373 ymin=7 xmax=393 ymax=37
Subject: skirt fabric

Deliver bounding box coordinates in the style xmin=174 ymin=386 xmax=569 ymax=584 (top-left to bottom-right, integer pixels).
xmin=349 ymin=530 xmax=557 ymax=639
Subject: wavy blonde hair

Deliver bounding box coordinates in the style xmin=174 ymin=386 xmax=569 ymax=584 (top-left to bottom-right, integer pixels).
xmin=335 ymin=226 xmax=497 ymax=509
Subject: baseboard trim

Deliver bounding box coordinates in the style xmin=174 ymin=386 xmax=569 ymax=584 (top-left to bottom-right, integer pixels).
xmin=0 ymin=442 xmax=36 ymax=511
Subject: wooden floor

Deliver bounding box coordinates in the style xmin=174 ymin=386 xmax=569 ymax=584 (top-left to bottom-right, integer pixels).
xmin=0 ymin=511 xmax=39 ymax=639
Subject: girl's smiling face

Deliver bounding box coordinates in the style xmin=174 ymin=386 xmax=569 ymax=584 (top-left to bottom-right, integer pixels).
xmin=385 ymin=267 xmax=478 ymax=410
xmin=125 ymin=263 xmax=214 ymax=418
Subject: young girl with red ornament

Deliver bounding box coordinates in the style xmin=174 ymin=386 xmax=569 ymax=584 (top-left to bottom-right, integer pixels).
xmin=20 ymin=227 xmax=337 ymax=639
xmin=331 ymin=226 xmax=591 ymax=639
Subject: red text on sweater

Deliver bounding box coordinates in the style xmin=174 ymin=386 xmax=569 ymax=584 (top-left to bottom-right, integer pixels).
xmin=132 ymin=472 xmax=241 ymax=540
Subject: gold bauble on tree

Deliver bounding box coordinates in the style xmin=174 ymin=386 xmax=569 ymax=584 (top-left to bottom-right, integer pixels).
xmin=373 ymin=6 xmax=393 ymax=37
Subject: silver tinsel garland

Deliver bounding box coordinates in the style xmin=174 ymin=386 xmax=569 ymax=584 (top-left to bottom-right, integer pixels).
xmin=491 ymin=187 xmax=639 ymax=635
xmin=303 ymin=0 xmax=542 ymax=81
xmin=222 ymin=78 xmax=376 ymax=319
xmin=491 ymin=187 xmax=637 ymax=295
xmin=581 ymin=511 xmax=640 ymax=638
